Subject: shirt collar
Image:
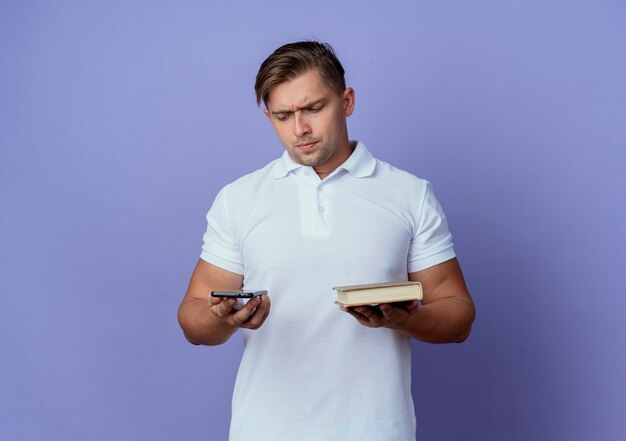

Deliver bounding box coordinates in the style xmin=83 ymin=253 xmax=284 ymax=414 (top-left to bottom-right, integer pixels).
xmin=272 ymin=140 xmax=376 ymax=179
xmin=337 ymin=141 xmax=377 ymax=178
xmin=272 ymin=150 xmax=304 ymax=179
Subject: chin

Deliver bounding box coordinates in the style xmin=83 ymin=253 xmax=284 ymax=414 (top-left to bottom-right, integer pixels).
xmin=291 ymin=152 xmax=315 ymax=166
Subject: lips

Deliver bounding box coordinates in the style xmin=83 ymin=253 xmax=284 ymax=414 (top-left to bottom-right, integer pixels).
xmin=296 ymin=141 xmax=318 ymax=152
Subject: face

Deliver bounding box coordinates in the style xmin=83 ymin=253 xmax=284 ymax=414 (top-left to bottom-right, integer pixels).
xmin=264 ymin=69 xmax=355 ymax=174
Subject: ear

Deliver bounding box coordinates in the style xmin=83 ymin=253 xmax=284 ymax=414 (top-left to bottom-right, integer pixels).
xmin=263 ymin=107 xmax=270 ymax=119
xmin=343 ymin=87 xmax=355 ymax=117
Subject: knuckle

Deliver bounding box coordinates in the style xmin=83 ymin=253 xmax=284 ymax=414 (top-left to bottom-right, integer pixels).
xmin=227 ymin=314 xmax=242 ymax=326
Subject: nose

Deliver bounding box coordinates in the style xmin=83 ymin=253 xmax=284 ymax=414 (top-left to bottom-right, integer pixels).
xmin=293 ymin=111 xmax=311 ymax=137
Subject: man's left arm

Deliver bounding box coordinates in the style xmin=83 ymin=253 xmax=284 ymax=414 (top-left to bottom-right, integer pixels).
xmin=341 ymin=258 xmax=475 ymax=343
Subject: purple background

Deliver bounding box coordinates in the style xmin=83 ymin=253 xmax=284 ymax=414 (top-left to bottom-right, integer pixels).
xmin=1 ymin=1 xmax=625 ymax=440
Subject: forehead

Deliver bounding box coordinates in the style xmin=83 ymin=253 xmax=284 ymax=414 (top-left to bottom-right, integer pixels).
xmin=266 ymin=69 xmax=335 ymax=110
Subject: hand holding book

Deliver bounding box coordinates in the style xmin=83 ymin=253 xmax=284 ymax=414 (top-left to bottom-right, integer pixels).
xmin=340 ymin=300 xmax=420 ymax=329
xmin=334 ymin=281 xmax=422 ymax=329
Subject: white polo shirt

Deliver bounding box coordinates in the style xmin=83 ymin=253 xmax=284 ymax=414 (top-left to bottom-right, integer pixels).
xmin=201 ymin=141 xmax=455 ymax=441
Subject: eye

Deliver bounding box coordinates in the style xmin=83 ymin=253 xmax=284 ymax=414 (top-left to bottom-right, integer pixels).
xmin=275 ymin=114 xmax=288 ymax=121
xmin=308 ymin=106 xmax=322 ymax=113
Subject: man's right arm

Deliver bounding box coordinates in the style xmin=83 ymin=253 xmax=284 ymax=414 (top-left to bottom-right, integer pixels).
xmin=177 ymin=259 xmax=271 ymax=346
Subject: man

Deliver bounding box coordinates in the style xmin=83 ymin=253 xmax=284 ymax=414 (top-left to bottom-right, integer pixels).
xmin=178 ymin=41 xmax=475 ymax=441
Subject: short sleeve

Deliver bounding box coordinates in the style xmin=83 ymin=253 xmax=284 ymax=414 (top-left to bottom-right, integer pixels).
xmin=200 ymin=188 xmax=244 ymax=275
xmin=407 ymin=182 xmax=456 ymax=273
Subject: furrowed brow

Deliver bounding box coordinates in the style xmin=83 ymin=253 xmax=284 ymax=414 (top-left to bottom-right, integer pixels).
xmin=299 ymin=98 xmax=327 ymax=110
xmin=270 ymin=109 xmax=291 ymax=117
xmin=270 ymin=98 xmax=327 ymax=115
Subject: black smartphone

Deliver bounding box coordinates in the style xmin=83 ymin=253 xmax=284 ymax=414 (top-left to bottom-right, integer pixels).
xmin=211 ymin=290 xmax=268 ymax=299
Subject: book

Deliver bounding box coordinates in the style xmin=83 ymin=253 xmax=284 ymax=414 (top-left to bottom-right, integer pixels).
xmin=332 ymin=281 xmax=423 ymax=307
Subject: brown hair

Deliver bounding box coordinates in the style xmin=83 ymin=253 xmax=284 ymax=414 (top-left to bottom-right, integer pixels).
xmin=255 ymin=41 xmax=346 ymax=106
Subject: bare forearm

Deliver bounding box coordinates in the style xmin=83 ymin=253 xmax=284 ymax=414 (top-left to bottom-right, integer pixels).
xmin=178 ymin=298 xmax=237 ymax=346
xmin=394 ymin=297 xmax=475 ymax=343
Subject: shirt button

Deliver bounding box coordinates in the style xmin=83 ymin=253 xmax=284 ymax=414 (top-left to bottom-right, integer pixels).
xmin=319 ymin=187 xmax=324 ymax=192
xmin=319 ymin=206 xmax=325 ymax=213
xmin=303 ymin=171 xmax=309 ymax=176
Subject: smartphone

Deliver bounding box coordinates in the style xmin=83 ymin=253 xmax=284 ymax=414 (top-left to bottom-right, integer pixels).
xmin=211 ymin=290 xmax=268 ymax=299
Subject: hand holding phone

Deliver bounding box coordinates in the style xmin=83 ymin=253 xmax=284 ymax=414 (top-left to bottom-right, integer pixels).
xmin=209 ymin=290 xmax=271 ymax=330
xmin=211 ymin=290 xmax=268 ymax=310
xmin=211 ymin=290 xmax=268 ymax=299
xmin=211 ymin=290 xmax=270 ymax=322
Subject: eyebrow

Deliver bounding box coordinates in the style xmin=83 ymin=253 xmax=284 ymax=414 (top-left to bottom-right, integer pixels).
xmin=270 ymin=98 xmax=327 ymax=116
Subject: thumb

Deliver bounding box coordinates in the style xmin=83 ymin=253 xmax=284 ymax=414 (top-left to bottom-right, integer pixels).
xmin=208 ymin=294 xmax=224 ymax=306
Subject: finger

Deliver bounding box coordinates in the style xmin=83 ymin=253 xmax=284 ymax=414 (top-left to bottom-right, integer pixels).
xmin=379 ymin=303 xmax=407 ymax=327
xmin=208 ymin=294 xmax=223 ymax=306
xmin=245 ymin=296 xmax=270 ymax=329
xmin=258 ymin=295 xmax=271 ymax=319
xmin=403 ymin=300 xmax=419 ymax=318
xmin=340 ymin=306 xmax=361 ymax=319
xmin=379 ymin=303 xmax=397 ymax=319
xmin=405 ymin=300 xmax=419 ymax=312
xmin=339 ymin=305 xmax=372 ymax=323
xmin=217 ymin=298 xmax=237 ymax=317
xmin=393 ymin=300 xmax=419 ymax=312
xmin=254 ymin=295 xmax=271 ymax=328
xmin=347 ymin=309 xmax=367 ymax=322
xmin=355 ymin=305 xmax=382 ymax=321
xmin=346 ymin=307 xmax=380 ymax=327
xmin=231 ymin=295 xmax=262 ymax=324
